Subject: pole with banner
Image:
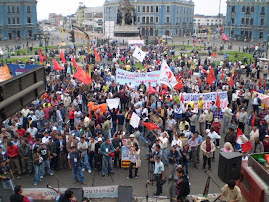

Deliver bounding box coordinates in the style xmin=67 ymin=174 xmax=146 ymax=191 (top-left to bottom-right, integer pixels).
xmin=88 ymin=64 xmax=92 ymax=85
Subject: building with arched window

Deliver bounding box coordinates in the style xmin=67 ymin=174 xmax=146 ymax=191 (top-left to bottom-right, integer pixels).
xmin=104 ymin=0 xmax=194 ymax=39
xmin=0 ymin=0 xmax=38 ymax=40
xmin=225 ymin=0 xmax=269 ymax=41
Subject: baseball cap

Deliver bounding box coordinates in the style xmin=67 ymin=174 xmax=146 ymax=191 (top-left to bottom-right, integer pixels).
xmin=98 ymin=138 xmax=102 ymax=142
xmin=130 ymin=134 xmax=135 ymax=138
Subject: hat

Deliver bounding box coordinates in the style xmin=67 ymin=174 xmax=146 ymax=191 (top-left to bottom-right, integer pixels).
xmin=130 ymin=134 xmax=135 ymax=138
xmin=98 ymin=138 xmax=102 ymax=142
xmin=52 ymin=127 xmax=57 ymax=131
xmin=205 ymin=129 xmax=210 ymax=133
xmin=265 ymin=135 xmax=269 ymax=138
xmin=156 ymin=156 xmax=161 ymax=160
xmin=214 ymin=118 xmax=219 ymax=122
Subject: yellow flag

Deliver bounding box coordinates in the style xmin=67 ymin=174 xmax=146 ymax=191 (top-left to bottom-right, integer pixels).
xmin=232 ymin=66 xmax=235 ymax=74
xmin=88 ymin=64 xmax=92 ymax=84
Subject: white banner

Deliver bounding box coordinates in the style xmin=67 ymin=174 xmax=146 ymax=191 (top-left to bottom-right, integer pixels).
xmin=133 ymin=46 xmax=146 ymax=62
xmin=159 ymin=60 xmax=178 ymax=88
xmin=183 ymin=92 xmax=228 ymax=112
xmin=106 ymin=98 xmax=120 ymax=109
xmin=130 ymin=112 xmax=140 ymax=128
xmin=128 ymin=40 xmax=145 ymax=46
xmin=83 ymin=185 xmax=118 ymax=198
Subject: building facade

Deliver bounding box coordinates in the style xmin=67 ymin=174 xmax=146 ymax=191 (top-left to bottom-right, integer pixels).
xmin=104 ymin=0 xmax=194 ymax=38
xmin=225 ymin=0 xmax=269 ymax=41
xmin=84 ymin=7 xmax=104 ymax=33
xmin=0 ymin=0 xmax=38 ymax=40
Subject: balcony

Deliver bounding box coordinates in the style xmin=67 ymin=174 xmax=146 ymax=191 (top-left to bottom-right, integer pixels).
xmin=245 ymin=11 xmax=251 ymax=15
xmin=260 ymin=12 xmax=265 ymax=16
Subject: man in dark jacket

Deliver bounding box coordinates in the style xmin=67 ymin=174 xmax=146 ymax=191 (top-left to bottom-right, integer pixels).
xmin=10 ymin=185 xmax=31 ymax=202
xmin=224 ymin=128 xmax=237 ymax=147
xmin=175 ymin=168 xmax=190 ymax=202
xmin=168 ymin=145 xmax=181 ymax=180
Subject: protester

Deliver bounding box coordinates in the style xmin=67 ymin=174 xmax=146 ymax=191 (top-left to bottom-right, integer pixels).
xmin=220 ymin=180 xmax=242 ymax=202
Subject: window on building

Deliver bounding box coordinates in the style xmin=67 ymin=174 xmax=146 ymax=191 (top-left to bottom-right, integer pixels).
xmin=167 ymin=6 xmax=170 ymax=13
xmin=231 ymin=6 xmax=235 ymax=12
xmin=231 ymin=18 xmax=234 ymax=24
xmin=17 ymin=6 xmax=19 ymax=13
xmin=27 ymin=17 xmax=31 ymax=24
xmin=146 ymin=6 xmax=149 ymax=12
xmin=137 ymin=17 xmax=140 ymax=23
xmin=17 ymin=17 xmax=20 ymax=24
xmin=156 ymin=17 xmax=159 ymax=23
xmin=166 ymin=16 xmax=170 ymax=23
xmin=142 ymin=17 xmax=145 ymax=23
xmin=27 ymin=6 xmax=31 ymax=13
xmin=146 ymin=17 xmax=149 ymax=23
xmin=151 ymin=6 xmax=153 ymax=12
xmin=240 ymin=31 xmax=244 ymax=35
xmin=250 ymin=18 xmax=253 ymax=25
xmin=8 ymin=18 xmax=10 ymax=24
xmin=259 ymin=31 xmax=263 ymax=39
xmin=251 ymin=6 xmax=254 ymax=12
xmin=142 ymin=6 xmax=145 ymax=12
xmin=12 ymin=18 xmax=15 ymax=24
xmin=12 ymin=6 xmax=15 ymax=13
xmin=261 ymin=7 xmax=265 ymax=14
xmin=156 ymin=6 xmax=159 ymax=13
xmin=246 ymin=6 xmax=250 ymax=13
xmin=137 ymin=6 xmax=140 ymax=13
xmin=150 ymin=17 xmax=153 ymax=23
xmin=241 ymin=18 xmax=244 ymax=24
xmin=246 ymin=18 xmax=249 ymax=25
xmin=242 ymin=6 xmax=245 ymax=12
xmin=261 ymin=19 xmax=264 ymax=25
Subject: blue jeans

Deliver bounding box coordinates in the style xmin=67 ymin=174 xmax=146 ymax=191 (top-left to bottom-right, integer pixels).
xmin=181 ymin=161 xmax=190 ymax=176
xmin=40 ymin=160 xmax=51 ymax=177
xmin=81 ymin=153 xmax=91 ymax=171
xmin=102 ymin=156 xmax=113 ymax=175
xmin=1 ymin=179 xmax=14 ymax=190
xmin=33 ymin=165 xmax=40 ymax=185
xmin=162 ymin=148 xmax=168 ymax=165
xmin=72 ymin=166 xmax=84 ymax=183
xmin=140 ymin=133 xmax=148 ymax=144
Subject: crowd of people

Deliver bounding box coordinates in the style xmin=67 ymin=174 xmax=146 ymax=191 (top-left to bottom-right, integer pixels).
xmin=0 ymin=40 xmax=269 ymax=201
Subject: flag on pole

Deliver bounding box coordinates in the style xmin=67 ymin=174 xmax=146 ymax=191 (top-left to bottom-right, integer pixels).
xmin=181 ymin=93 xmax=184 ymax=104
xmin=88 ymin=64 xmax=92 ymax=84
xmin=211 ymin=52 xmax=216 ymax=58
xmin=74 ymin=66 xmax=91 ymax=85
xmin=203 ymin=176 xmax=210 ymax=198
xmin=206 ymin=67 xmax=216 ymax=86
xmin=133 ymin=46 xmax=146 ymax=62
xmin=53 ymin=59 xmax=64 ymax=71
xmin=72 ymin=56 xmax=78 ymax=68
xmin=39 ymin=49 xmax=44 ymax=64
xmin=148 ymin=84 xmax=157 ymax=95
xmin=222 ymin=34 xmax=229 ymax=41
xmin=229 ymin=75 xmax=234 ymax=87
xmin=159 ymin=60 xmax=178 ymax=89
xmin=216 ymin=93 xmax=221 ymax=108
xmin=236 ymin=128 xmax=252 ymax=153
xmin=141 ymin=122 xmax=160 ymax=131
xmin=95 ymin=49 xmax=100 ymax=62
xmin=60 ymin=51 xmax=66 ymax=64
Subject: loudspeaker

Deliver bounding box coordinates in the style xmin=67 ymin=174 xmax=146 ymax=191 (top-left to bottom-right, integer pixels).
xmin=218 ymin=152 xmax=242 ymax=183
xmin=118 ymin=186 xmax=132 ymax=202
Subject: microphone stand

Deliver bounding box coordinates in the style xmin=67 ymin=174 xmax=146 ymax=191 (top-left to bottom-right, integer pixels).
xmin=50 ymin=170 xmax=66 ymax=192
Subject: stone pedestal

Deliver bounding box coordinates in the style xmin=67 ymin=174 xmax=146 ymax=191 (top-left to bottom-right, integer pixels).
xmin=114 ymin=25 xmax=140 ymax=44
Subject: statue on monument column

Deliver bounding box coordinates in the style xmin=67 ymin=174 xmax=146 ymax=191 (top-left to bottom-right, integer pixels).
xmin=125 ymin=10 xmax=132 ymax=25
xmin=117 ymin=9 xmax=122 ymax=25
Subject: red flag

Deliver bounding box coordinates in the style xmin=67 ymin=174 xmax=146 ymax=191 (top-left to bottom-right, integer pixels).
xmin=212 ymin=52 xmax=216 ymax=58
xmin=53 ymin=59 xmax=64 ymax=71
xmin=95 ymin=49 xmax=100 ymax=62
xmin=222 ymin=34 xmax=229 ymax=41
xmin=43 ymin=55 xmax=48 ymax=61
xmin=39 ymin=49 xmax=44 ymax=64
xmin=229 ymin=75 xmax=234 ymax=87
xmin=221 ymin=70 xmax=224 ymax=80
xmin=181 ymin=93 xmax=184 ymax=104
xmin=236 ymin=128 xmax=252 ymax=153
xmin=251 ymin=113 xmax=256 ymax=127
xmin=148 ymin=84 xmax=157 ymax=95
xmin=206 ymin=67 xmax=216 ymax=86
xmin=72 ymin=56 xmax=78 ymax=68
xmin=215 ymin=93 xmax=221 ymax=108
xmin=160 ymin=89 xmax=167 ymax=95
xmin=60 ymin=51 xmax=66 ymax=64
xmin=141 ymin=122 xmax=160 ymax=131
xmin=174 ymin=76 xmax=183 ymax=90
xmin=74 ymin=66 xmax=91 ymax=85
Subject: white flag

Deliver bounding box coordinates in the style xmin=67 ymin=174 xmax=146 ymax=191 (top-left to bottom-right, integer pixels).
xmin=130 ymin=112 xmax=141 ymax=128
xmin=133 ymin=46 xmax=146 ymax=62
xmin=159 ymin=60 xmax=178 ymax=88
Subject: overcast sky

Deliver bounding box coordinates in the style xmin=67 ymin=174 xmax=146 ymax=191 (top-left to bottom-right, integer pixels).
xmin=37 ymin=0 xmax=227 ymax=20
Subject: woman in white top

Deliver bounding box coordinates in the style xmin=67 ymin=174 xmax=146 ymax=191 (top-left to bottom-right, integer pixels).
xmin=128 ymin=143 xmax=140 ymax=179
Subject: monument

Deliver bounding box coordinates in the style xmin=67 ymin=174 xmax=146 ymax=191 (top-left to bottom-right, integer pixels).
xmin=114 ymin=0 xmax=140 ymax=43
